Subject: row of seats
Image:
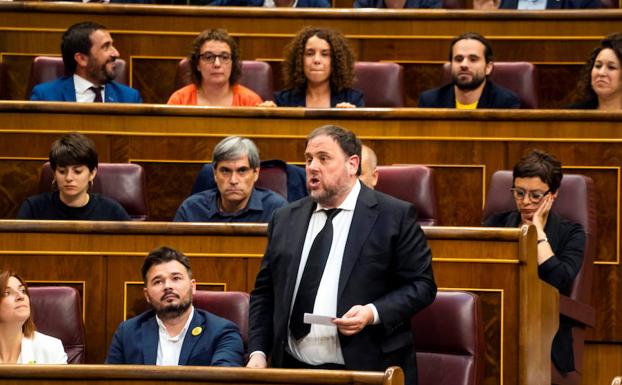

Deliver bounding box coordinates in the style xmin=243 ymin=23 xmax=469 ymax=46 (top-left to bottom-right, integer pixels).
xmin=25 ymin=56 xmax=539 ymax=108
xmin=30 ymin=285 xmax=485 ymax=385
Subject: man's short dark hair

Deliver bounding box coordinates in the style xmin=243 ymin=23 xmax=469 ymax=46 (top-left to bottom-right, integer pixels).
xmin=141 ymin=246 xmax=193 ymax=283
xmin=49 ymin=132 xmax=98 ymax=172
xmin=306 ymin=125 xmax=362 ymax=176
xmin=61 ymin=21 xmax=107 ymax=74
xmin=513 ymin=149 xmax=563 ymax=193
xmin=448 ymin=32 xmax=494 ymax=63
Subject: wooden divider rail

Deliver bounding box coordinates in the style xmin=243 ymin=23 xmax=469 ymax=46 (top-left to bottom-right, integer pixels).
xmin=0 ymin=365 xmax=403 ymax=385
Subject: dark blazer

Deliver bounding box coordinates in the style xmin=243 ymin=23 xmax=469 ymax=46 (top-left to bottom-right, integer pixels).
xmin=248 ymin=183 xmax=437 ymax=385
xmin=274 ymin=87 xmax=365 ymax=108
xmin=483 ymin=210 xmax=585 ymax=373
xmin=418 ymin=81 xmax=521 ymax=109
xmin=499 ymin=0 xmax=600 ymax=8
xmin=567 ymin=98 xmax=599 ymax=109
xmin=30 ymin=76 xmax=142 ymax=103
xmin=106 ymin=308 xmax=244 ymax=366
xmin=354 ymin=0 xmax=441 ymax=7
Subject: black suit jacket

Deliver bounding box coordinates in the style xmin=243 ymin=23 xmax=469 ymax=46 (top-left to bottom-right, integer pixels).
xmin=417 ymin=81 xmax=521 ymax=109
xmin=248 ymin=183 xmax=436 ymax=385
xmin=483 ymin=210 xmax=585 ymax=373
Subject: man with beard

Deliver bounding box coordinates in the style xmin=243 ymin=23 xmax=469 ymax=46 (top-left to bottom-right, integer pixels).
xmin=106 ymin=246 xmax=243 ymax=366
xmin=247 ymin=125 xmax=436 ymax=385
xmin=418 ymin=32 xmax=520 ymax=109
xmin=31 ymin=22 xmax=142 ymax=103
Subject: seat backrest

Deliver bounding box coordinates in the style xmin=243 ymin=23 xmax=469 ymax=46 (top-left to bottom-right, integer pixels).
xmin=412 ymin=291 xmax=485 ymax=385
xmin=354 ymin=62 xmax=404 ymax=107
xmin=174 ymin=59 xmax=274 ymax=102
xmin=191 ymin=161 xmax=289 ymax=201
xmin=27 ymin=56 xmax=128 ymax=100
xmin=192 ymin=291 xmax=250 ymax=345
xmin=375 ymin=165 xmax=438 ymax=226
xmin=39 ymin=162 xmax=149 ymax=221
xmin=441 ymin=61 xmax=539 ymax=108
xmin=482 ymin=170 xmax=597 ymax=304
xmin=0 ymin=61 xmax=8 ymax=100
xmin=28 ymin=286 xmax=86 ymax=364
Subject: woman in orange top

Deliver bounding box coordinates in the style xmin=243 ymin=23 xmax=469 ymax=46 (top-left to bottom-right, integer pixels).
xmin=168 ymin=29 xmax=262 ymax=107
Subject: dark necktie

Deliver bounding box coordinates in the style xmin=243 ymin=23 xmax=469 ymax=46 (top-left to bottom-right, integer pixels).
xmin=290 ymin=208 xmax=342 ymax=340
xmin=90 ymin=86 xmax=103 ymax=103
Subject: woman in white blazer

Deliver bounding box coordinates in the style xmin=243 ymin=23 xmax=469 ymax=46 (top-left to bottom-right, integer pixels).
xmin=0 ymin=271 xmax=67 ymax=364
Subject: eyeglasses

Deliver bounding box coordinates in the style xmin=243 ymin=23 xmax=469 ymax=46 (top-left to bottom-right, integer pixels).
xmin=199 ymin=52 xmax=232 ymax=64
xmin=510 ymin=187 xmax=551 ymax=203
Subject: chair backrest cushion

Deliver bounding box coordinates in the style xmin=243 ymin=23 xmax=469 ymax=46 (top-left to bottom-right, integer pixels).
xmin=354 ymin=62 xmax=405 ymax=107
xmin=442 ymin=61 xmax=539 ymax=108
xmin=192 ymin=291 xmax=249 ymax=344
xmin=375 ymin=165 xmax=438 ymax=226
xmin=412 ymin=291 xmax=485 ymax=385
xmin=27 ymin=56 xmax=128 ymax=99
xmin=174 ymin=59 xmax=274 ymax=101
xmin=28 ymin=286 xmax=86 ymax=364
xmin=482 ymin=170 xmax=596 ymax=304
xmin=39 ymin=162 xmax=149 ymax=220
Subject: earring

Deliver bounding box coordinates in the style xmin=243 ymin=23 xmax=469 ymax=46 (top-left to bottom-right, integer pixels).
xmin=88 ymin=180 xmax=93 ymax=188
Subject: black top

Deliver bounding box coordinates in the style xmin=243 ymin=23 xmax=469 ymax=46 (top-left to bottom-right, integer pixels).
xmin=17 ymin=191 xmax=130 ymax=221
xmin=273 ymin=87 xmax=365 ymax=107
xmin=418 ymin=81 xmax=521 ymax=109
xmin=567 ymin=98 xmax=599 ymax=109
xmin=483 ymin=210 xmax=586 ymax=373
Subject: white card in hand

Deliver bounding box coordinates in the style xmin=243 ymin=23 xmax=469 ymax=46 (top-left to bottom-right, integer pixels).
xmin=303 ymin=313 xmax=336 ymax=326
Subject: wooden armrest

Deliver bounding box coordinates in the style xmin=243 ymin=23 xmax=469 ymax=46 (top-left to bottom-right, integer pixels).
xmin=559 ymin=294 xmax=595 ymax=327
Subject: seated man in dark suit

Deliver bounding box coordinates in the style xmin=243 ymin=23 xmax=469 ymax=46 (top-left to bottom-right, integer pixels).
xmin=30 ymin=22 xmax=142 ymax=103
xmin=354 ymin=0 xmax=441 ymax=8
xmin=418 ymin=32 xmax=521 ymax=109
xmin=175 ymin=136 xmax=287 ymax=222
xmin=498 ymin=0 xmax=599 ymax=9
xmin=106 ymin=246 xmax=244 ymax=366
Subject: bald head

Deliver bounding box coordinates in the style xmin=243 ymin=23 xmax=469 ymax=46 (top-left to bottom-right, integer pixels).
xmin=359 ymin=144 xmax=378 ymax=189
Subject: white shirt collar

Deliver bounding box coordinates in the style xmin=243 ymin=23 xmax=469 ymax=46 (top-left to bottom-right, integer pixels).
xmin=73 ymin=74 xmax=97 ymax=94
xmin=315 ymin=179 xmax=361 ymax=213
xmin=155 ymin=305 xmax=195 ymax=341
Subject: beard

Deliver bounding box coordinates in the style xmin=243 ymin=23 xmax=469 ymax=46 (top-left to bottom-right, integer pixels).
xmin=452 ymin=72 xmax=486 ymax=91
xmin=87 ymin=57 xmax=116 ymax=84
xmin=153 ymin=293 xmax=192 ymax=321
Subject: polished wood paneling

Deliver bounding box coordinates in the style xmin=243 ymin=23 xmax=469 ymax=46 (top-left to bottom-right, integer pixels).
xmin=584 ymin=342 xmax=622 ymax=385
xmin=0 ymin=364 xmax=403 ymax=385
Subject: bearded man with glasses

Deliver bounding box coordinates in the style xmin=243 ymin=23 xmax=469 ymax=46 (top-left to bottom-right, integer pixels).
xmin=483 ymin=149 xmax=586 ymax=376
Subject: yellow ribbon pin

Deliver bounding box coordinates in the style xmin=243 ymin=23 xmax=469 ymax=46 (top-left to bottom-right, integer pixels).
xmin=192 ymin=326 xmax=202 ymax=336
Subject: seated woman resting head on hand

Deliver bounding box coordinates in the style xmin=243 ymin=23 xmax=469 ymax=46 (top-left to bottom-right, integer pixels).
xmin=572 ymin=32 xmax=622 ymax=110
xmin=261 ymin=26 xmax=364 ymax=108
xmin=0 ymin=271 xmax=67 ymax=364
xmin=168 ymin=29 xmax=262 ymax=107
xmin=483 ymin=149 xmax=585 ymax=374
xmin=17 ymin=132 xmax=130 ymax=221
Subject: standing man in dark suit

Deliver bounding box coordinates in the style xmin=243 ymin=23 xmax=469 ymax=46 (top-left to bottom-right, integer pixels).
xmin=246 ymin=125 xmax=436 ymax=385
xmin=106 ymin=246 xmax=243 ymax=366
xmin=30 ymin=22 xmax=142 ymax=103
xmin=418 ymin=32 xmax=520 ymax=109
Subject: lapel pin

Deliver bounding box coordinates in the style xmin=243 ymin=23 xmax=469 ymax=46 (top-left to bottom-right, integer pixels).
xmin=191 ymin=326 xmax=202 ymax=336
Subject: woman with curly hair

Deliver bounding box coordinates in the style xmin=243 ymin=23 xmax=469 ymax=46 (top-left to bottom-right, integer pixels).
xmin=570 ymin=32 xmax=622 ymax=110
xmin=262 ymin=27 xmax=364 ymax=108
xmin=168 ymin=29 xmax=262 ymax=107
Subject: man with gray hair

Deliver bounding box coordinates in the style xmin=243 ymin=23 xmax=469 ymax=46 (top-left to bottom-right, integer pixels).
xmin=174 ymin=136 xmax=286 ymax=222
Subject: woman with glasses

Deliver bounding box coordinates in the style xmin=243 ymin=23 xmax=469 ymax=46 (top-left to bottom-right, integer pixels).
xmin=168 ymin=29 xmax=262 ymax=106
xmin=260 ymin=26 xmax=364 ymax=108
xmin=0 ymin=271 xmax=67 ymax=364
xmin=483 ymin=149 xmax=585 ymax=375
